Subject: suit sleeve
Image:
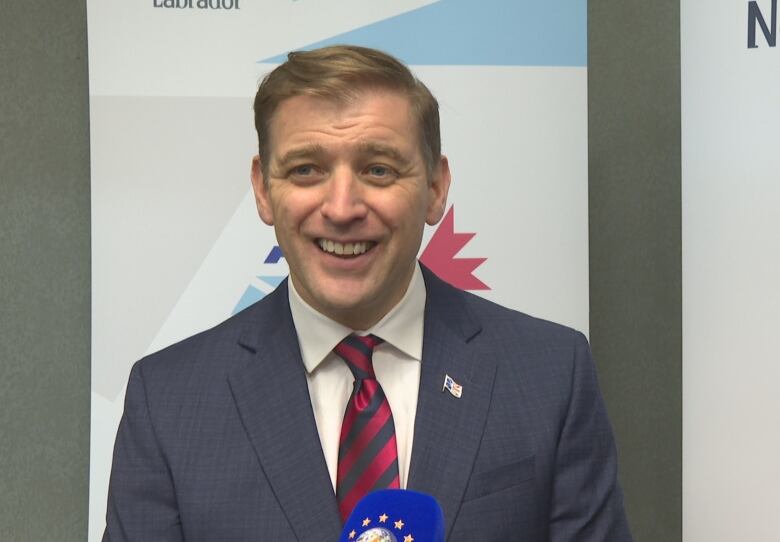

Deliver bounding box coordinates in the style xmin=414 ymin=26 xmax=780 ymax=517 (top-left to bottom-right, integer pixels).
xmin=103 ymin=362 xmax=184 ymax=542
xmin=548 ymin=332 xmax=633 ymax=541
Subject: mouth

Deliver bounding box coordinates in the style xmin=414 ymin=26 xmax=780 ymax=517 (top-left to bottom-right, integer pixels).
xmin=316 ymin=238 xmax=376 ymax=258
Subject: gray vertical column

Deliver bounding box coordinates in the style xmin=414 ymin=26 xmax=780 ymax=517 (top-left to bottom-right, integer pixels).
xmin=0 ymin=2 xmax=91 ymax=540
xmin=588 ymin=2 xmax=682 ymax=541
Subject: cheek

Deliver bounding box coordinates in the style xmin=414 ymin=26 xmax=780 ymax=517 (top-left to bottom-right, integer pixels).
xmin=272 ymin=194 xmax=318 ymax=230
xmin=376 ymin=188 xmax=428 ymax=223
xmin=382 ymin=202 xmax=428 ymax=248
xmin=399 ymin=200 xmax=429 ymax=230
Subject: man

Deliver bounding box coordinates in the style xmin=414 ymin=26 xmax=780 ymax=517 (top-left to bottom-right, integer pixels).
xmin=104 ymin=45 xmax=633 ymax=541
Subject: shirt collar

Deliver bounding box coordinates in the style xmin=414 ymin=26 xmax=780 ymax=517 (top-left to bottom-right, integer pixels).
xmin=288 ymin=263 xmax=426 ymax=374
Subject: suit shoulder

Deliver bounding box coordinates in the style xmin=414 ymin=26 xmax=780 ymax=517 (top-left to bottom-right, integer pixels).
xmin=456 ymin=286 xmax=586 ymax=349
xmin=133 ymin=287 xmax=283 ymax=382
xmin=422 ymin=265 xmax=585 ymax=349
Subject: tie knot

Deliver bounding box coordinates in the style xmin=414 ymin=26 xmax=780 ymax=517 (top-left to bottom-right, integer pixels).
xmin=333 ymin=334 xmax=383 ymax=380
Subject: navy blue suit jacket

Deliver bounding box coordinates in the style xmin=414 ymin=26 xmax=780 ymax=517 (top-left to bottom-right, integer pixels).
xmin=104 ymin=266 xmax=632 ymax=541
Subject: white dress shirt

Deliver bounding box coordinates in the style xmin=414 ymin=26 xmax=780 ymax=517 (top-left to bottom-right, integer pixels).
xmin=288 ymin=263 xmax=425 ymax=492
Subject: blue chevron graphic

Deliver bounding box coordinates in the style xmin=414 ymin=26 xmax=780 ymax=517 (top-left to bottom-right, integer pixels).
xmin=264 ymin=245 xmax=284 ymax=264
xmin=260 ymin=0 xmax=585 ymax=67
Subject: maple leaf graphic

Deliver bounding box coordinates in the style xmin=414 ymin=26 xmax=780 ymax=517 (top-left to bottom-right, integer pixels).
xmin=420 ymin=206 xmax=489 ymax=290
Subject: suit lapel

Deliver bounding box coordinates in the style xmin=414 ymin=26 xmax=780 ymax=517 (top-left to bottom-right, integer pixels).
xmin=408 ymin=268 xmax=497 ymax=536
xmin=227 ymin=281 xmax=341 ymax=541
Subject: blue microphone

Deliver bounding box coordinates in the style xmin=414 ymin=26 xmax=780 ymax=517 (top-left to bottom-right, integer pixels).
xmin=339 ymin=489 xmax=444 ymax=542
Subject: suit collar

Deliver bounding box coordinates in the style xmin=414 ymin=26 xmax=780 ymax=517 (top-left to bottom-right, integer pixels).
xmin=419 ymin=264 xmax=482 ymax=342
xmin=230 ymin=280 xmax=342 ymax=541
xmin=409 ymin=266 xmax=496 ymax=537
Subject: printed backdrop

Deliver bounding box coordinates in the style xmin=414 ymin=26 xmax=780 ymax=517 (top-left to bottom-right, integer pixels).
xmin=87 ymin=1 xmax=588 ymax=538
xmin=682 ymin=1 xmax=780 ymax=540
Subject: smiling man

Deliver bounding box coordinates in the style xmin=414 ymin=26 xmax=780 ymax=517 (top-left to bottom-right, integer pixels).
xmin=252 ymin=89 xmax=449 ymax=330
xmin=103 ymin=46 xmax=633 ymax=541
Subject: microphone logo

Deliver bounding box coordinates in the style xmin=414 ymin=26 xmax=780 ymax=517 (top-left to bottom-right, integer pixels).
xmin=354 ymin=527 xmax=397 ymax=542
xmin=347 ymin=516 xmax=414 ymax=542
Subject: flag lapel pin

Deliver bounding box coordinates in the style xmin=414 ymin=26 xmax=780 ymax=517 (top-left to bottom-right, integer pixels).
xmin=442 ymin=374 xmax=463 ymax=398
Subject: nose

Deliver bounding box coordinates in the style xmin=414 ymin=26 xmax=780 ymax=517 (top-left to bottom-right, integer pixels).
xmin=320 ymin=166 xmax=368 ymax=224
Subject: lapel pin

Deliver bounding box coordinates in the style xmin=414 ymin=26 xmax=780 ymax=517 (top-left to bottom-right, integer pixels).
xmin=442 ymin=374 xmax=463 ymax=398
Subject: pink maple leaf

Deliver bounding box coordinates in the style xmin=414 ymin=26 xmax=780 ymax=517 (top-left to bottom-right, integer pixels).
xmin=420 ymin=206 xmax=489 ymax=290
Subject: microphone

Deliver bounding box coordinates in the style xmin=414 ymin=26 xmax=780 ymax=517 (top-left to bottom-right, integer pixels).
xmin=339 ymin=489 xmax=444 ymax=542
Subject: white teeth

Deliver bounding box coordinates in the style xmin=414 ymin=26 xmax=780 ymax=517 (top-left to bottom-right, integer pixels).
xmin=318 ymin=239 xmax=371 ymax=256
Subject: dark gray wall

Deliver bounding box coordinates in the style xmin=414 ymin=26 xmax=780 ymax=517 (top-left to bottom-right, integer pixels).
xmin=588 ymin=2 xmax=682 ymax=541
xmin=0 ymin=1 xmax=681 ymax=540
xmin=0 ymin=2 xmax=91 ymax=540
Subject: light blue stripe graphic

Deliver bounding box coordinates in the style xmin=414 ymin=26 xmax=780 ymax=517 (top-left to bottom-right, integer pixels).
xmin=261 ymin=0 xmax=586 ymax=67
xmin=258 ymin=275 xmax=286 ymax=288
xmin=233 ymin=285 xmax=266 ymax=314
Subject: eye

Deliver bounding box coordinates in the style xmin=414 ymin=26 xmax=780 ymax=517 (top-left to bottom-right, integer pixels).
xmin=286 ymin=163 xmax=326 ymax=184
xmin=367 ymin=165 xmax=390 ymax=177
xmin=292 ymin=164 xmax=314 ymax=176
xmin=363 ymin=164 xmax=398 ymax=184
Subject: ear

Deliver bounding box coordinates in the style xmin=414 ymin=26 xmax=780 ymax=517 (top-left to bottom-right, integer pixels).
xmin=425 ymin=155 xmax=452 ymax=225
xmin=251 ymin=155 xmax=274 ymax=225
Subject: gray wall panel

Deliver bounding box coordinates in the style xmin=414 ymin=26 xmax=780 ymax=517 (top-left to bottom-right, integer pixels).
xmin=0 ymin=2 xmax=91 ymax=540
xmin=589 ymin=2 xmax=682 ymax=541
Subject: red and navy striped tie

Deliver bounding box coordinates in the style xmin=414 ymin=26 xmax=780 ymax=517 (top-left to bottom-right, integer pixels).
xmin=334 ymin=334 xmax=400 ymax=522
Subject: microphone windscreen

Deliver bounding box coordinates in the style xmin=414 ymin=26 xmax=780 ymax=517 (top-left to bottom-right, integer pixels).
xmin=339 ymin=489 xmax=444 ymax=542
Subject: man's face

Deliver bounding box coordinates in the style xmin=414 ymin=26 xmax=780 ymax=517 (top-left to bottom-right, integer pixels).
xmin=251 ymin=89 xmax=450 ymax=329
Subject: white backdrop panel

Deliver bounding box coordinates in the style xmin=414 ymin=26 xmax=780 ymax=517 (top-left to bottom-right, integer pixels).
xmin=683 ymin=1 xmax=780 ymax=540
xmin=87 ymin=1 xmax=588 ymax=539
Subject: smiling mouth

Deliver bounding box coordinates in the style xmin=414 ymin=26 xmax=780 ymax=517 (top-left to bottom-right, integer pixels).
xmin=317 ymin=238 xmax=376 ymax=257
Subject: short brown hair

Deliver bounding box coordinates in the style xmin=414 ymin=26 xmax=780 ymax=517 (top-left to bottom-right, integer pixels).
xmin=253 ymin=45 xmax=440 ymax=178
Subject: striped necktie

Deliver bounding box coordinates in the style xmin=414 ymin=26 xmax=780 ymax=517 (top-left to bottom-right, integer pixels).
xmin=334 ymin=334 xmax=400 ymax=522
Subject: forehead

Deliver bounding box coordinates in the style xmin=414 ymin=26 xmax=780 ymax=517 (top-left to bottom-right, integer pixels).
xmin=266 ymin=90 xmax=419 ymax=157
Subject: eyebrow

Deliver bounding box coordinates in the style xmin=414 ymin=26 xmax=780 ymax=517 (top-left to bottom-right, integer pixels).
xmin=274 ymin=141 xmax=408 ymax=169
xmin=275 ymin=144 xmax=328 ymax=169
xmin=356 ymin=142 xmax=406 ymax=163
